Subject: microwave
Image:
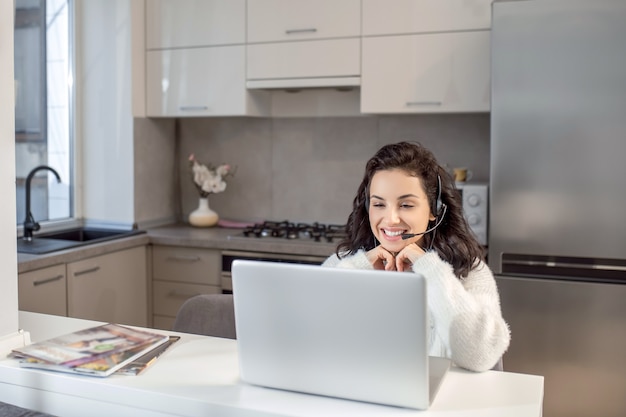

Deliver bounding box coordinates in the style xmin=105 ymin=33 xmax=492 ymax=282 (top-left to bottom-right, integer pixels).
xmin=455 ymin=182 xmax=488 ymax=246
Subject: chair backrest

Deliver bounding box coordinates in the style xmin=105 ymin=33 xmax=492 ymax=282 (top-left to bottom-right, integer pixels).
xmin=172 ymin=294 xmax=236 ymax=339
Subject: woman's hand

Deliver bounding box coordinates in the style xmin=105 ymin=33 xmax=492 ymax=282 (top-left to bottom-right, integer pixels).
xmin=394 ymin=244 xmax=426 ymax=272
xmin=365 ymin=246 xmax=397 ymax=271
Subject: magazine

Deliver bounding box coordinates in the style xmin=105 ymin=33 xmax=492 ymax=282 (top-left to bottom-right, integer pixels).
xmin=10 ymin=323 xmax=170 ymax=377
xmin=116 ymin=336 xmax=180 ymax=376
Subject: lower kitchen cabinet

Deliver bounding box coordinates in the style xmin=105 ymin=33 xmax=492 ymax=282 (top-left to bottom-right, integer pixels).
xmin=18 ymin=264 xmax=67 ymax=316
xmin=151 ymin=245 xmax=221 ymax=330
xmin=67 ymin=246 xmax=148 ymax=327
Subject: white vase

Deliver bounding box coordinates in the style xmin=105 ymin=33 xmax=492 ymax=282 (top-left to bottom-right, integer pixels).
xmin=188 ymin=197 xmax=219 ymax=227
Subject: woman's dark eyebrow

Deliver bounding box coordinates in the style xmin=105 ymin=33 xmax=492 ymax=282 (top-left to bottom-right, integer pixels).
xmin=370 ymin=194 xmax=420 ymax=201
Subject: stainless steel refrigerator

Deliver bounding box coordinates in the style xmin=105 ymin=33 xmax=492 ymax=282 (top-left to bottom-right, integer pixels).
xmin=490 ymin=1 xmax=626 ymax=416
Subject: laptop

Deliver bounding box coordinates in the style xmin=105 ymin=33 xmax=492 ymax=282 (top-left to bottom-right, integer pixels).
xmin=231 ymin=260 xmax=450 ymax=410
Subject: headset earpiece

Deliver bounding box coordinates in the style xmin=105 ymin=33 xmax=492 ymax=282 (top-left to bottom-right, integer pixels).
xmin=434 ymin=174 xmax=443 ymax=216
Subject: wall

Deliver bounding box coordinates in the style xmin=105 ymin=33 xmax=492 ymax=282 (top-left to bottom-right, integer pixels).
xmin=133 ymin=117 xmax=177 ymax=227
xmin=1 ymin=0 xmax=19 ymax=337
xmin=177 ymin=113 xmax=490 ymax=225
xmin=77 ymin=0 xmax=177 ymax=230
xmin=77 ymin=0 xmax=135 ymax=228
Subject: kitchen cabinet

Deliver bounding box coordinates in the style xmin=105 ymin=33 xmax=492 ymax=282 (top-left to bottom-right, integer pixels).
xmin=18 ymin=264 xmax=67 ymax=316
xmin=146 ymin=46 xmax=268 ymax=117
xmin=146 ymin=0 xmax=245 ymax=49
xmin=67 ymin=246 xmax=148 ymax=327
xmin=362 ymin=0 xmax=492 ymax=36
xmin=361 ymin=31 xmax=490 ymax=113
xmin=246 ymin=0 xmax=361 ymax=89
xmin=152 ymin=246 xmax=221 ymax=330
xmin=247 ymin=0 xmax=360 ymax=43
xmin=144 ymin=0 xmax=268 ymax=117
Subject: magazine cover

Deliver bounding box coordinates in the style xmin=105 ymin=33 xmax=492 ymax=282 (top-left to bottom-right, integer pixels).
xmin=11 ymin=323 xmax=169 ymax=368
xmin=18 ymin=336 xmax=176 ymax=377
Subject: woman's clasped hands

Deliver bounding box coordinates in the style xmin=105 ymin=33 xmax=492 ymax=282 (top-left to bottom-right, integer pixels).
xmin=366 ymin=243 xmax=425 ymax=272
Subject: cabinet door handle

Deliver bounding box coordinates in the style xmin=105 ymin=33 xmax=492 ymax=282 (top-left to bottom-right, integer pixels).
xmin=179 ymin=105 xmax=208 ymax=111
xmin=285 ymin=28 xmax=317 ymax=35
xmin=167 ymin=290 xmax=203 ymax=299
xmin=33 ymin=274 xmax=64 ymax=286
xmin=73 ymin=266 xmax=100 ymax=277
xmin=167 ymin=255 xmax=201 ymax=263
xmin=406 ymin=101 xmax=443 ymax=107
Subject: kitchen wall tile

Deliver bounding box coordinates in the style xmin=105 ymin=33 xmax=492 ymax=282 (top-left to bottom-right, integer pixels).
xmin=377 ymin=114 xmax=490 ymax=182
xmin=271 ymin=117 xmax=379 ymax=224
xmin=177 ymin=114 xmax=490 ymax=225
xmin=178 ymin=118 xmax=274 ymax=222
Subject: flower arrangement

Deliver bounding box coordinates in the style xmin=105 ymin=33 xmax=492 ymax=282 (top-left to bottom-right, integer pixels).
xmin=188 ymin=154 xmax=234 ymax=198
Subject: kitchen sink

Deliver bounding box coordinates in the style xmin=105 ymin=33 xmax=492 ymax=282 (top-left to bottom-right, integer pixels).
xmin=17 ymin=227 xmax=146 ymax=255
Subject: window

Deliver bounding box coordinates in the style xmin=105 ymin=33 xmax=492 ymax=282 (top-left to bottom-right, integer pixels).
xmin=14 ymin=0 xmax=73 ymax=228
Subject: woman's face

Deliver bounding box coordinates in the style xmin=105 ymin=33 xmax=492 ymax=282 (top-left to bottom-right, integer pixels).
xmin=368 ymin=168 xmax=435 ymax=253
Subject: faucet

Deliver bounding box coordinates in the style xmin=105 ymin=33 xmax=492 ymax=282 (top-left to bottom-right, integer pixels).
xmin=23 ymin=165 xmax=62 ymax=241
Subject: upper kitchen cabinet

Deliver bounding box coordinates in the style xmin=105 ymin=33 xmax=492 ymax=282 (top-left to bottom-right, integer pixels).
xmin=144 ymin=0 xmax=269 ymax=117
xmin=146 ymin=0 xmax=245 ymax=49
xmin=362 ymin=0 xmax=492 ymax=35
xmin=361 ymin=31 xmax=491 ymax=113
xmin=247 ymin=0 xmax=360 ymax=42
xmin=246 ymin=0 xmax=361 ymax=89
xmin=146 ymin=46 xmax=268 ymax=117
xmin=360 ymin=0 xmax=492 ymax=113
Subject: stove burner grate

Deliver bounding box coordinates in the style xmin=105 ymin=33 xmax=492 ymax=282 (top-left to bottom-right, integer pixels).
xmin=242 ymin=221 xmax=347 ymax=243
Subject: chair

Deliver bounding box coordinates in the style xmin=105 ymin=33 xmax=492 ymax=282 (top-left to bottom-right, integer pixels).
xmin=172 ymin=294 xmax=237 ymax=339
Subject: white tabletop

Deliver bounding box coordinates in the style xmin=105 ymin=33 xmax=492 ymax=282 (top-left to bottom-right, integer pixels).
xmin=0 ymin=312 xmax=544 ymax=417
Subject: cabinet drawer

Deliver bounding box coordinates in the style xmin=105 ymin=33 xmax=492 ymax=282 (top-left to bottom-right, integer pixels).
xmin=362 ymin=0 xmax=492 ymax=36
xmin=152 ymin=246 xmax=221 ymax=285
xmin=146 ymin=0 xmax=245 ymax=49
xmin=18 ymin=264 xmax=67 ymax=316
xmin=153 ymin=281 xmax=221 ymax=317
xmin=247 ymin=0 xmax=360 ymax=43
xmin=247 ymin=38 xmax=360 ymax=84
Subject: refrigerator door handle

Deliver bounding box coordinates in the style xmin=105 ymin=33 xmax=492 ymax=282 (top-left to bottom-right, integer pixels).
xmin=504 ymin=258 xmax=626 ymax=272
xmin=501 ymin=253 xmax=626 ymax=284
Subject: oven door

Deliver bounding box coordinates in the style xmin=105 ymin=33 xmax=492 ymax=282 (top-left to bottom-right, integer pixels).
xmin=221 ymin=250 xmax=328 ymax=292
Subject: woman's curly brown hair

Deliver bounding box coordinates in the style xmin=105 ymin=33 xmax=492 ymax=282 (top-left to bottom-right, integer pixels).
xmin=336 ymin=141 xmax=484 ymax=278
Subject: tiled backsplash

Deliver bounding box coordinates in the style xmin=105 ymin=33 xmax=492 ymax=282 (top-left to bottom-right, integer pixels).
xmin=133 ymin=114 xmax=489 ymax=226
xmin=175 ymin=114 xmax=490 ymax=225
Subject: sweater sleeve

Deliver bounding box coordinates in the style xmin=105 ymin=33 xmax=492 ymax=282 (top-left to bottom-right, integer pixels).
xmin=412 ymin=252 xmax=510 ymax=372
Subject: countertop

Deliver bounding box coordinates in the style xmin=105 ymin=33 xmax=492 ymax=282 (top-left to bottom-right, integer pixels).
xmin=18 ymin=223 xmax=338 ymax=274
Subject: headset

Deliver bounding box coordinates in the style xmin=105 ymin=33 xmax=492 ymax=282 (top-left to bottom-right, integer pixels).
xmin=400 ymin=174 xmax=447 ymax=240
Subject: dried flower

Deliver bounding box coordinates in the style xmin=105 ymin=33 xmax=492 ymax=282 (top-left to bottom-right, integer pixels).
xmin=188 ymin=154 xmax=234 ymax=198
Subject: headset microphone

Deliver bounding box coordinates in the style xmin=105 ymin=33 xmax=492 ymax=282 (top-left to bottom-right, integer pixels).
xmin=401 ymin=204 xmax=447 ymax=240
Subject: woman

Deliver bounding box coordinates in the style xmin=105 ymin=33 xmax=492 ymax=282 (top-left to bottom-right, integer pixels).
xmin=323 ymin=142 xmax=509 ymax=372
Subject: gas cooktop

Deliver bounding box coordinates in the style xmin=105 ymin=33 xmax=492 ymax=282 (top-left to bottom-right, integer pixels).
xmin=232 ymin=220 xmax=348 ymax=243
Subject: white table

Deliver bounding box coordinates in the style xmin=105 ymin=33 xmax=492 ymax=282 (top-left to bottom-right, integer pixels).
xmin=0 ymin=312 xmax=543 ymax=417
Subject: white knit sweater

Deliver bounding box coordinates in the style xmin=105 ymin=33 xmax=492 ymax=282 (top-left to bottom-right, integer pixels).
xmin=322 ymin=250 xmax=510 ymax=372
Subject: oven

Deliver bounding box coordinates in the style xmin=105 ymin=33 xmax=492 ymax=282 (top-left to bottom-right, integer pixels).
xmin=221 ymin=250 xmax=329 ymax=293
